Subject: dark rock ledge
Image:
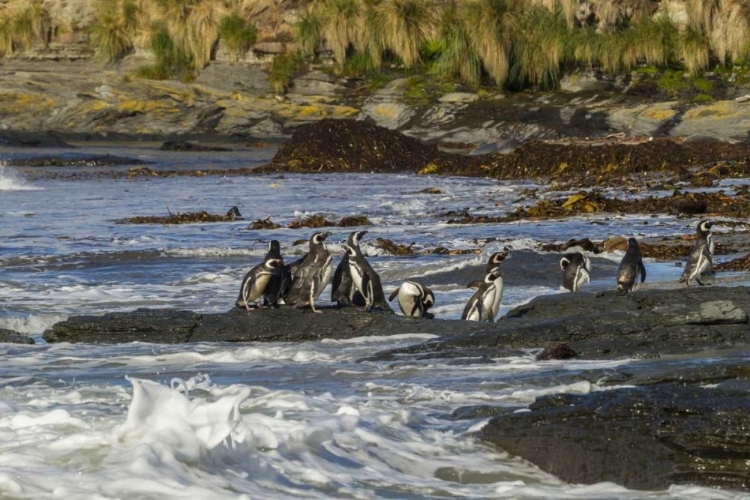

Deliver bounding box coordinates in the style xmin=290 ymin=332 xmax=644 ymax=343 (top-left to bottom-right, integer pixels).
xmin=478 ymin=384 xmax=750 ymax=491
xmin=41 ymin=287 xmax=750 ymax=354
xmin=368 ymin=286 xmax=750 ymax=361
xmin=0 ymin=328 xmax=34 ymax=345
xmin=41 ymin=307 xmax=491 ymax=344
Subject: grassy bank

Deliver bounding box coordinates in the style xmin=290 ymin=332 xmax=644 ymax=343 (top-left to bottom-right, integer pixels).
xmin=2 ymin=0 xmax=750 ymax=93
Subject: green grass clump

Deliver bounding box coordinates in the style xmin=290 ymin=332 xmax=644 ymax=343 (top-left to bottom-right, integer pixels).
xmin=90 ymin=0 xmax=138 ymax=62
xmin=268 ymin=52 xmax=304 ymax=93
xmin=136 ymin=26 xmax=194 ymax=81
xmin=403 ymin=75 xmax=456 ymax=104
xmin=218 ymin=12 xmax=257 ymax=61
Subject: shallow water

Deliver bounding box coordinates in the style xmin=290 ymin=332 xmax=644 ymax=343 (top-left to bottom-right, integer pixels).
xmin=0 ymin=145 xmax=749 ymax=499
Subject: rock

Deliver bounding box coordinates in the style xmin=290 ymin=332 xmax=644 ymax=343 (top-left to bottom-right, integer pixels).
xmin=368 ymin=286 xmax=750 ymax=361
xmin=535 ymin=343 xmax=576 ymax=360
xmin=438 ymin=92 xmax=479 ymax=103
xmin=248 ymin=118 xmax=285 ymax=138
xmin=160 ymin=141 xmax=231 ymax=152
xmin=735 ymin=95 xmax=750 ymax=103
xmin=2 ymin=154 xmax=149 ymax=167
xmin=361 ymin=102 xmax=415 ymax=130
xmin=603 ymin=235 xmax=628 ymax=253
xmin=253 ymin=42 xmax=290 ymax=54
xmin=0 ymin=131 xmax=72 ymax=148
xmin=671 ymin=100 xmax=750 ymax=141
xmin=292 ymin=72 xmax=347 ymax=96
xmin=0 ymin=328 xmax=34 ymax=345
xmin=478 ymin=384 xmax=750 ymax=491
xmin=41 ymin=307 xmax=496 ymax=344
xmin=451 ymin=405 xmax=511 ymax=420
xmin=469 ymin=139 xmax=521 ymax=156
xmin=607 ymin=102 xmax=679 ymax=137
xmin=559 ymin=71 xmax=607 ymax=93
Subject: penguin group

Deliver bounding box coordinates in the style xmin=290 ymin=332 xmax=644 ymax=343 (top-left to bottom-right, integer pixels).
xmin=236 ymin=220 xmax=716 ymax=322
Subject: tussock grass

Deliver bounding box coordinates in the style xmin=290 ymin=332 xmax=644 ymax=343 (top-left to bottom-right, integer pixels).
xmin=268 ymin=51 xmax=303 ymax=93
xmin=218 ymin=12 xmax=257 ymax=61
xmin=90 ymin=0 xmax=139 ymax=62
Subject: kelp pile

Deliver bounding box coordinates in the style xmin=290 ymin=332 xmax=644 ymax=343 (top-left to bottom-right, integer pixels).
xmin=116 ymin=206 xmax=242 ymax=225
xmin=260 ymin=120 xmax=750 ymax=182
xmin=512 ymin=190 xmax=750 ymax=219
xmin=715 ymin=255 xmax=750 ymax=272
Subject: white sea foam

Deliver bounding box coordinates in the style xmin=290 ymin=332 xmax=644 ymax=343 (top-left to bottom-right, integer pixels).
xmin=0 ymin=167 xmax=43 ymax=191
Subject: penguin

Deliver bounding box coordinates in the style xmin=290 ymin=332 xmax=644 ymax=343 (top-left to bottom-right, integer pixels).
xmin=235 ymin=255 xmax=284 ymax=310
xmin=235 ymin=240 xmax=288 ymax=309
xmin=340 ymin=243 xmax=391 ymax=311
xmin=680 ymin=220 xmax=714 ymax=286
xmin=388 ymin=281 xmax=435 ymax=319
xmin=616 ymin=237 xmax=647 ymax=292
xmin=560 ymin=252 xmax=591 ymax=292
xmin=485 ymin=251 xmax=509 ymax=273
xmin=462 ymin=269 xmax=503 ymax=323
xmin=285 ymin=231 xmax=333 ymax=312
xmin=331 ymin=230 xmax=368 ymax=307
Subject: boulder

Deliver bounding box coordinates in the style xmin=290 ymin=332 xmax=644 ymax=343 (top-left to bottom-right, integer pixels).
xmin=0 ymin=328 xmax=34 ymax=344
xmin=41 ymin=307 xmax=493 ymax=344
xmin=368 ymin=286 xmax=750 ymax=361
xmin=438 ymin=92 xmax=479 ymax=103
xmin=478 ymin=384 xmax=750 ymax=491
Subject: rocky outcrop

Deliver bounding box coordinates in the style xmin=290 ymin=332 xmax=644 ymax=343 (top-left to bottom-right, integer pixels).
xmin=478 ymin=383 xmax=750 ymax=491
xmin=42 ymin=287 xmax=750 ymax=356
xmin=368 ymin=286 xmax=750 ymax=361
xmin=0 ymin=328 xmax=34 ymax=345
xmin=41 ymin=307 xmax=492 ymax=344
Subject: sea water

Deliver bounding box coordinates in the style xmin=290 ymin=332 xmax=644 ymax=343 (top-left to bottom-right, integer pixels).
xmin=0 ymin=146 xmax=748 ymax=499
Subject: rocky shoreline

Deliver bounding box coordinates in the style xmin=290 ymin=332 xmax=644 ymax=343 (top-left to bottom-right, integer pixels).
xmin=29 ymin=285 xmax=750 ymax=492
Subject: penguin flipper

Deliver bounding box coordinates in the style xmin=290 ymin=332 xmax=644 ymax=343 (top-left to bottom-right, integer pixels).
xmin=240 ymin=275 xmax=256 ymax=310
xmin=638 ymin=260 xmax=647 ymax=283
xmin=388 ymin=286 xmax=401 ymax=302
xmin=467 ymin=281 xmax=482 ymax=289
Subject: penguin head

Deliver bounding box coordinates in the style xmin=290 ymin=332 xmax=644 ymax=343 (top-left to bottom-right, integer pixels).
xmin=312 ymin=232 xmax=331 ymax=245
xmin=627 ymin=237 xmax=639 ymax=247
xmin=698 ymin=220 xmax=713 ymax=234
xmin=349 ymin=230 xmax=368 ymax=247
xmin=265 ymin=258 xmax=283 ymax=269
xmin=559 ymin=256 xmax=571 ymax=271
xmin=485 ymin=269 xmax=502 ymax=283
xmin=268 ymin=240 xmax=281 ymax=254
xmin=488 ymin=251 xmax=509 ymax=266
xmin=340 ymin=243 xmax=357 ymax=258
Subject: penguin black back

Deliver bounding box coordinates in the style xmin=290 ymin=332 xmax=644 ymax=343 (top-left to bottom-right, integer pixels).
xmin=616 ymin=237 xmax=646 ymax=292
xmin=560 ymin=252 xmax=591 ymax=292
xmin=332 ymin=230 xmax=367 ymax=307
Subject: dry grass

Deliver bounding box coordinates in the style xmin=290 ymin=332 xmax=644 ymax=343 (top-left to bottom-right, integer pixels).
xmin=687 ymin=0 xmax=750 ymax=65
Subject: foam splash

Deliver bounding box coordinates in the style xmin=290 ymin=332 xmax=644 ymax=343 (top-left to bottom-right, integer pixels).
xmin=0 ymin=167 xmax=42 ymax=191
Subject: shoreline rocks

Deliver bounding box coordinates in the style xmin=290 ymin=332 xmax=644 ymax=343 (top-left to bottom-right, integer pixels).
xmin=0 ymin=329 xmax=34 ymax=345
xmin=477 ymin=383 xmax=750 ymax=491
xmin=367 ymin=286 xmax=750 ymax=361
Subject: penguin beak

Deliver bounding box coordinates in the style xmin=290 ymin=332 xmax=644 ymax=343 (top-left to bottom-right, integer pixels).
xmin=322 ymin=231 xmax=331 ymax=240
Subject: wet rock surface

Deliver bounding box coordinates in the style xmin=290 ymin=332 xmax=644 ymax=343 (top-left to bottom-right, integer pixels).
xmin=478 ymin=384 xmax=750 ymax=491
xmin=41 ymin=307 xmax=491 ymax=344
xmin=369 ymin=286 xmax=750 ymax=361
xmin=0 ymin=328 xmax=34 ymax=345
xmin=3 ymin=154 xmax=149 ymax=167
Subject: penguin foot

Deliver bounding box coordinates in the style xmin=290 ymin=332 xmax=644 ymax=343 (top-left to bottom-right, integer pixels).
xmin=696 ymin=279 xmax=706 ymax=286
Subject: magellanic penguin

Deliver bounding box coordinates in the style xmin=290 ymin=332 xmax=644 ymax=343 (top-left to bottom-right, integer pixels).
xmin=485 ymin=251 xmax=509 ymax=273
xmin=235 ymin=251 xmax=284 ymax=311
xmin=388 ymin=281 xmax=435 ymax=319
xmin=461 ymin=269 xmax=504 ymax=323
xmin=616 ymin=237 xmax=647 ymax=292
xmin=285 ymin=232 xmax=333 ymax=312
xmin=560 ymin=252 xmax=591 ymax=292
xmin=680 ymin=220 xmax=714 ymax=286
xmin=331 ymin=230 xmax=368 ymax=307
xmin=340 ymin=243 xmax=391 ymax=311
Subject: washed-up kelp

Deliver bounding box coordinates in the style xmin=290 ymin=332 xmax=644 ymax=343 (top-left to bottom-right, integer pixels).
xmin=116 ymin=207 xmax=242 ymax=224
xmin=259 ymin=119 xmax=750 ymax=181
